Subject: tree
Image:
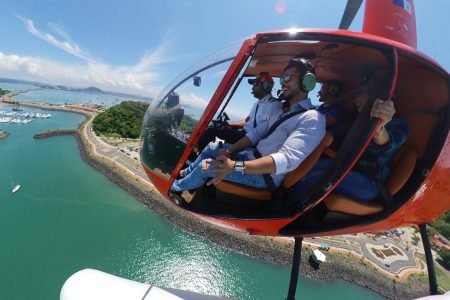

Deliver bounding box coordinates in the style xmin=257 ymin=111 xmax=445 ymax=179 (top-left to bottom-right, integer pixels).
xmin=439 ymin=249 xmax=450 ymax=269
xmin=0 ymin=88 xmax=11 ymax=96
xmin=430 ymin=211 xmax=450 ymax=240
xmin=93 ymin=101 xmax=149 ymax=138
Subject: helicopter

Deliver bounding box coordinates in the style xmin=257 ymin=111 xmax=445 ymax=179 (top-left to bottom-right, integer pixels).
xmin=61 ymin=0 xmax=449 ymax=299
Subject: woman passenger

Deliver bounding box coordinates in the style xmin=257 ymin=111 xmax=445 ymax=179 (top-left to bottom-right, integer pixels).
xmin=292 ymin=94 xmax=410 ymax=204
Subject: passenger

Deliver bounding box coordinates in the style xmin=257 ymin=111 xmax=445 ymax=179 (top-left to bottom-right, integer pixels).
xmin=317 ymin=80 xmax=353 ymax=148
xmin=291 ymin=94 xmax=410 ymax=203
xmin=170 ymin=58 xmax=326 ymax=193
xmin=195 ymin=72 xmax=280 ymax=151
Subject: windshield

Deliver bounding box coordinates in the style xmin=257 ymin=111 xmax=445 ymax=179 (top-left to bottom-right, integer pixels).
xmin=140 ymin=41 xmax=242 ymax=176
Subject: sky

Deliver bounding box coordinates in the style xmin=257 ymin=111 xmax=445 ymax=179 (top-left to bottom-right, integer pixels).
xmin=0 ymin=0 xmax=448 ymax=98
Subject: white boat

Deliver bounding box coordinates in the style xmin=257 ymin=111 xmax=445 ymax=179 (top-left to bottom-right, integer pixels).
xmin=10 ymin=176 xmax=21 ymax=193
xmin=12 ymin=184 xmax=20 ymax=193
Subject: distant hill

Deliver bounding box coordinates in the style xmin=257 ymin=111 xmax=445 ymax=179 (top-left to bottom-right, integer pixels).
xmin=83 ymin=86 xmax=103 ymax=93
xmin=0 ymin=77 xmax=151 ymax=101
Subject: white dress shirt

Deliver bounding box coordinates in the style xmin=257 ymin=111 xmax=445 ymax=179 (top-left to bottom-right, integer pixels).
xmin=246 ymin=98 xmax=326 ymax=187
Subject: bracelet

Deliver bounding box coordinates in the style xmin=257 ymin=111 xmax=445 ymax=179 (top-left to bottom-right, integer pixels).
xmin=374 ymin=126 xmax=385 ymax=136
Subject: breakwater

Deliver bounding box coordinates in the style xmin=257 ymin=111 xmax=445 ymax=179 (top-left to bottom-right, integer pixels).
xmin=33 ymin=129 xmax=78 ymax=139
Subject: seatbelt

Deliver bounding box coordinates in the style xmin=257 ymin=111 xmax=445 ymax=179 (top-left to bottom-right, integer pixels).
xmin=253 ymin=103 xmax=260 ymax=128
xmin=266 ymin=107 xmax=308 ymax=137
xmin=255 ymin=106 xmax=309 ymax=201
xmin=353 ymin=164 xmax=395 ymax=208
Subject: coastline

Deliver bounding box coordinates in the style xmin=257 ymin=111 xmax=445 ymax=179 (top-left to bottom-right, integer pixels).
xmin=8 ymin=99 xmax=429 ymax=299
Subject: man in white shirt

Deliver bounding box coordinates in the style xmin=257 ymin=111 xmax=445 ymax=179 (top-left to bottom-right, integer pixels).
xmin=171 ymin=58 xmax=325 ymax=193
xmin=195 ymin=72 xmax=281 ymax=151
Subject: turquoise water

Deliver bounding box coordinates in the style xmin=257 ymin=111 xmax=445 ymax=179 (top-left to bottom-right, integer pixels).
xmin=0 ymin=101 xmax=383 ymax=299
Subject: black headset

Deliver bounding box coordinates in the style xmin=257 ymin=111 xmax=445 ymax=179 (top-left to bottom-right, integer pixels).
xmin=285 ymin=58 xmax=317 ymax=93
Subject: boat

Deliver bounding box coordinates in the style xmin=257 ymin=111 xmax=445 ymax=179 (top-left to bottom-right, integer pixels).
xmin=10 ymin=176 xmax=21 ymax=193
xmin=12 ymin=184 xmax=20 ymax=193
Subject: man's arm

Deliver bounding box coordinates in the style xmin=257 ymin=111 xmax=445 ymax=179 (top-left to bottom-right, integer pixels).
xmin=227 ymin=118 xmax=247 ymax=128
xmin=206 ymin=155 xmax=275 ymax=186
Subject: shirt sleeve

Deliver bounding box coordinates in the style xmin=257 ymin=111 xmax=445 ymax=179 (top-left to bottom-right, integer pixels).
xmin=270 ymin=110 xmax=326 ymax=174
xmin=367 ymin=117 xmax=410 ymax=156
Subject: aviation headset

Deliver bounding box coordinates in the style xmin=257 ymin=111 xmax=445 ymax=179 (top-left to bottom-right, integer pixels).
xmin=248 ymin=72 xmax=274 ymax=92
xmin=285 ymin=58 xmax=317 ymax=93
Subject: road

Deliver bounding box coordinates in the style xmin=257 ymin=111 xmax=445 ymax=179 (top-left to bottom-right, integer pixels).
xmin=82 ymin=116 xmax=151 ymax=185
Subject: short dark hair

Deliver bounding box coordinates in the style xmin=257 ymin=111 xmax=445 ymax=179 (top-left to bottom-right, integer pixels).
xmin=283 ymin=57 xmax=316 ymax=76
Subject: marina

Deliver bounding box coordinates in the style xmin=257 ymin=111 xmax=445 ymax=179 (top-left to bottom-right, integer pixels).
xmin=0 ymin=110 xmax=51 ymax=124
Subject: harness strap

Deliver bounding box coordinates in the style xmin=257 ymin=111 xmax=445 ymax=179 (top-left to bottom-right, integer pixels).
xmin=267 ymin=107 xmax=308 ymax=137
xmin=253 ymin=103 xmax=260 ymax=128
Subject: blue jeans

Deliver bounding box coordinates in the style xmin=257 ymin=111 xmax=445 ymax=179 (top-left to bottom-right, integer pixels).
xmin=291 ymin=158 xmax=379 ymax=203
xmin=171 ymin=142 xmax=267 ymax=192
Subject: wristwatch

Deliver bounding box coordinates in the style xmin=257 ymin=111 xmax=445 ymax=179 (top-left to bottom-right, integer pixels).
xmin=234 ymin=161 xmax=246 ymax=174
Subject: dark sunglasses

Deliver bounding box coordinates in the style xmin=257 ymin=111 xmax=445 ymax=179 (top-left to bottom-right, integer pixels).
xmin=280 ymin=74 xmax=300 ymax=84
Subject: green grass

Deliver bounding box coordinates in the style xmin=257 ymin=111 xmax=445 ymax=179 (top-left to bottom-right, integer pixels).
xmin=435 ymin=263 xmax=450 ymax=292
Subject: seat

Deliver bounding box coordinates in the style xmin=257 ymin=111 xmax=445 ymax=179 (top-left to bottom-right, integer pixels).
xmin=214 ymin=132 xmax=334 ymax=201
xmin=322 ymin=146 xmax=418 ymax=215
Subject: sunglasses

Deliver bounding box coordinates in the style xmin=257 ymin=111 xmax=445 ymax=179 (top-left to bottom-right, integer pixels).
xmin=280 ymin=74 xmax=300 ymax=84
xmin=252 ymin=81 xmax=261 ymax=87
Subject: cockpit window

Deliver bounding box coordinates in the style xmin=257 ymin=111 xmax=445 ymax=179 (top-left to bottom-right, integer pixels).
xmin=140 ymin=41 xmax=242 ymax=177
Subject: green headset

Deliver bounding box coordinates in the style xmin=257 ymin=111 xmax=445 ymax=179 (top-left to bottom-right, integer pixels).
xmin=288 ymin=58 xmax=317 ymax=93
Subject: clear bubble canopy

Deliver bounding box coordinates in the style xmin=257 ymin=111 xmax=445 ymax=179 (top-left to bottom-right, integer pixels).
xmin=140 ymin=41 xmax=242 ymax=177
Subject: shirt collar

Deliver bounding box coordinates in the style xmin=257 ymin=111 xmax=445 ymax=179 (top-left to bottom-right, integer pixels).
xmin=291 ymin=98 xmax=313 ymax=111
xmin=259 ymin=94 xmax=272 ymax=103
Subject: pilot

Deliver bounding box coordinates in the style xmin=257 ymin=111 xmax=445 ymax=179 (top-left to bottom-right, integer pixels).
xmin=291 ymin=93 xmax=410 ymax=205
xmin=171 ymin=58 xmax=325 ymax=194
xmin=195 ymin=72 xmax=281 ymax=152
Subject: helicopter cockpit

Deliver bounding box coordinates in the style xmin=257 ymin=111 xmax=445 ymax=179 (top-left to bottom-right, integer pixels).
xmin=140 ymin=31 xmax=449 ymax=236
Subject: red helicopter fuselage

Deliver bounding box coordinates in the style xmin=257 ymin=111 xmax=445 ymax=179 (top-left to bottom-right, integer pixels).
xmin=140 ymin=0 xmax=449 ymax=237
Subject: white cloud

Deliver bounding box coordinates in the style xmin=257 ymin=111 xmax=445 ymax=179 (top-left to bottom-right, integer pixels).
xmin=16 ymin=15 xmax=99 ymax=64
xmin=0 ymin=16 xmax=181 ymax=98
xmin=0 ymin=51 xmax=165 ymax=97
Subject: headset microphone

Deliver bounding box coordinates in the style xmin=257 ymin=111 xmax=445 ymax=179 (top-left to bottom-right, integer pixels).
xmin=277 ymin=89 xmax=286 ymax=101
